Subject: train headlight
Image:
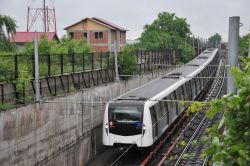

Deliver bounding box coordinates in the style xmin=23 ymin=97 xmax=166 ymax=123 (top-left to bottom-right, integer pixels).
xmin=143 ymin=124 xmax=146 ymax=135
xmin=105 ymin=123 xmax=108 ymax=135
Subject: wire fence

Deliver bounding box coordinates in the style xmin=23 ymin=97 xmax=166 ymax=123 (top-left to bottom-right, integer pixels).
xmin=0 ymin=52 xmax=115 ymax=83
xmin=0 ymin=49 xmax=182 ymax=106
xmin=0 ymin=50 xmax=184 ymax=84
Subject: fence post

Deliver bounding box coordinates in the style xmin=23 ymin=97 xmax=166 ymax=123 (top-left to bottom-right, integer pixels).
xmin=48 ymin=54 xmax=51 ymax=76
xmin=14 ymin=53 xmax=18 ymax=80
xmin=1 ymin=84 xmax=4 ymax=104
xmin=107 ymin=52 xmax=110 ymax=69
xmin=92 ymin=53 xmax=94 ymax=70
xmin=34 ymin=36 xmax=41 ymax=103
xmin=60 ymin=54 xmax=63 ymax=75
xmin=82 ymin=52 xmax=85 ymax=71
xmin=72 ymin=52 xmax=75 ymax=73
xmin=100 ymin=52 xmax=103 ymax=69
xmin=114 ymin=40 xmax=119 ymax=81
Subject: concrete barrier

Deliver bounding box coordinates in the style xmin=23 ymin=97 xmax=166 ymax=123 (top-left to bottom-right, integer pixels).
xmin=0 ymin=68 xmax=174 ymax=166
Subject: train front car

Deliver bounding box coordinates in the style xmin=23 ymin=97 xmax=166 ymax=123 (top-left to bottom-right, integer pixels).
xmin=102 ymin=101 xmax=148 ymax=147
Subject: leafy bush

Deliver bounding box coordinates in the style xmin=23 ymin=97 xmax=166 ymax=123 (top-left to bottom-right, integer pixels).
xmin=16 ymin=64 xmax=32 ymax=103
xmin=202 ymin=58 xmax=250 ymax=165
xmin=118 ymin=45 xmax=137 ymax=77
xmin=22 ymin=34 xmax=92 ymax=55
xmin=240 ymin=33 xmax=250 ymax=57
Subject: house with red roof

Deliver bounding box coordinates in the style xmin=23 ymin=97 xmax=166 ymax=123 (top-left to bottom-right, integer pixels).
xmin=10 ymin=32 xmax=59 ymax=50
xmin=64 ymin=17 xmax=127 ymax=52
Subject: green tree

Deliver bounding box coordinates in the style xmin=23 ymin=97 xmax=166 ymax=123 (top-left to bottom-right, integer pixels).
xmin=240 ymin=33 xmax=250 ymax=57
xmin=0 ymin=14 xmax=17 ymax=51
xmin=139 ymin=12 xmax=194 ymax=62
xmin=140 ymin=12 xmax=191 ymax=50
xmin=208 ymin=33 xmax=222 ymax=47
xmin=118 ymin=45 xmax=137 ymax=78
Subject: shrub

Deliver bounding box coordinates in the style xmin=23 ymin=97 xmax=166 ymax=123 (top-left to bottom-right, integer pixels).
xmin=118 ymin=45 xmax=137 ymax=77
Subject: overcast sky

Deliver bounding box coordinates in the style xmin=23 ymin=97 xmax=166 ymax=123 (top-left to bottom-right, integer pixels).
xmin=1 ymin=0 xmax=249 ymax=41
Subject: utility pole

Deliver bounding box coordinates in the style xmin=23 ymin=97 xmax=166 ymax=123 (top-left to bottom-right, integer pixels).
xmin=227 ymin=16 xmax=240 ymax=94
xmin=114 ymin=40 xmax=119 ymax=82
xmin=34 ymin=36 xmax=41 ymax=102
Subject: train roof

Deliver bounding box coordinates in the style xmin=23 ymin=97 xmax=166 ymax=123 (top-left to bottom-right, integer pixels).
xmin=112 ymin=48 xmax=218 ymax=104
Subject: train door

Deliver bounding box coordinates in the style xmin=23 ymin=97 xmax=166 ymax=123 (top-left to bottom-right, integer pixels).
xmin=186 ymin=81 xmax=192 ymax=101
xmin=181 ymin=85 xmax=188 ymax=110
xmin=167 ymin=93 xmax=176 ymax=123
xmin=160 ymin=100 xmax=168 ymax=127
xmin=154 ymin=103 xmax=162 ymax=136
xmin=150 ymin=107 xmax=158 ymax=140
xmin=175 ymin=88 xmax=182 ymax=115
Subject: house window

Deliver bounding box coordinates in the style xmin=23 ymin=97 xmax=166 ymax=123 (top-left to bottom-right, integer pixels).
xmin=99 ymin=32 xmax=103 ymax=39
xmin=69 ymin=32 xmax=74 ymax=39
xmin=83 ymin=32 xmax=88 ymax=39
xmin=94 ymin=32 xmax=103 ymax=40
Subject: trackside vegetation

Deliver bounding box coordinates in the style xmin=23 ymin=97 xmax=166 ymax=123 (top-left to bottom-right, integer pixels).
xmin=185 ymin=57 xmax=250 ymax=165
xmin=118 ymin=45 xmax=137 ymax=77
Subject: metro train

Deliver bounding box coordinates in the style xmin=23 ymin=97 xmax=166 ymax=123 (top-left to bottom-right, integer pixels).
xmin=102 ymin=48 xmax=219 ymax=147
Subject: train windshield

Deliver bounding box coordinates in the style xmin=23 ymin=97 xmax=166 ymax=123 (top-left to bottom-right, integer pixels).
xmin=109 ymin=105 xmax=143 ymax=136
xmin=110 ymin=107 xmax=142 ymax=123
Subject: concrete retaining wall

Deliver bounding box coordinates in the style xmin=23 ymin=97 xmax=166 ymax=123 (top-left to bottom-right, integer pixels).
xmin=0 ymin=68 xmax=174 ymax=166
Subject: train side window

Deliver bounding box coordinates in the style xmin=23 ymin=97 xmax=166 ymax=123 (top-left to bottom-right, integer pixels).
xmin=208 ymin=65 xmax=212 ymax=77
xmin=160 ymin=100 xmax=166 ymax=115
xmin=166 ymin=95 xmax=173 ymax=114
xmin=166 ymin=95 xmax=174 ymax=122
xmin=171 ymin=92 xmax=178 ymax=115
xmin=203 ymin=68 xmax=207 ymax=84
xmin=154 ymin=103 xmax=161 ymax=121
xmin=150 ymin=107 xmax=157 ymax=124
xmin=199 ymin=73 xmax=204 ymax=88
xmin=164 ymin=97 xmax=169 ymax=124
xmin=150 ymin=107 xmax=158 ymax=137
xmin=203 ymin=69 xmax=207 ymax=84
xmin=196 ymin=74 xmax=201 ymax=92
xmin=205 ymin=67 xmax=209 ymax=84
xmin=186 ymin=81 xmax=192 ymax=100
xmin=181 ymin=85 xmax=187 ymax=101
xmin=163 ymin=97 xmax=169 ymax=124
xmin=190 ymin=79 xmax=196 ymax=99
